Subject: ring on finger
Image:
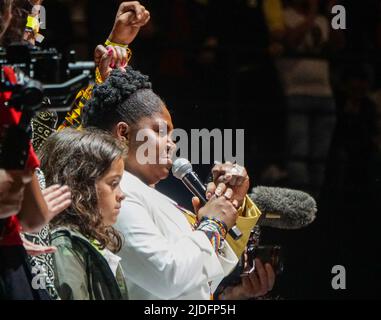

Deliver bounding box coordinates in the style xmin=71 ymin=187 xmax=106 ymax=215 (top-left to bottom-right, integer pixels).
xmin=223 ymin=192 xmax=232 ymax=200
xmin=230 ymin=166 xmax=240 ymax=175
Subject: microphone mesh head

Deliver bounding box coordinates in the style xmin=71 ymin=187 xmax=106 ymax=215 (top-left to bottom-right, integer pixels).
xmin=250 ymin=186 xmax=317 ymax=229
xmin=172 ymin=158 xmax=192 ymax=180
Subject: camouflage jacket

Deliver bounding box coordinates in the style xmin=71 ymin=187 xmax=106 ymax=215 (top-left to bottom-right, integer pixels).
xmin=51 ymin=227 xmax=128 ymax=300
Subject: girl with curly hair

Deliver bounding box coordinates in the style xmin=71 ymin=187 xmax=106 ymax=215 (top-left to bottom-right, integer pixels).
xmin=39 ymin=128 xmax=128 ymax=300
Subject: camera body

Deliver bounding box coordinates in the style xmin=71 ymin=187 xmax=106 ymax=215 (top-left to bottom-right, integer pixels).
xmin=0 ymin=43 xmax=95 ymax=83
xmin=215 ymin=226 xmax=284 ymax=297
xmin=0 ymin=44 xmax=62 ymax=83
xmin=0 ymin=43 xmax=95 ymax=112
xmin=0 ymin=43 xmax=94 ymax=169
xmin=1 ymin=68 xmax=45 ymax=112
xmin=246 ymin=228 xmax=284 ymax=276
xmin=247 ymin=244 xmax=284 ymax=276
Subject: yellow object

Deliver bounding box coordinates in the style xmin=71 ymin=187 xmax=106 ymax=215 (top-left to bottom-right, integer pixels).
xmin=26 ymin=15 xmax=40 ymax=33
xmin=263 ymin=0 xmax=285 ymax=34
xmin=57 ymin=84 xmax=94 ymax=131
xmin=105 ymin=39 xmax=129 ymax=49
xmin=25 ymin=15 xmax=44 ymax=43
xmin=57 ymin=42 xmax=133 ymax=131
xmin=182 ymin=195 xmax=262 ymax=259
xmin=226 ymin=196 xmax=261 ymax=258
xmin=105 ymin=39 xmax=133 ymax=65
xmin=95 ymin=67 xmax=104 ymax=84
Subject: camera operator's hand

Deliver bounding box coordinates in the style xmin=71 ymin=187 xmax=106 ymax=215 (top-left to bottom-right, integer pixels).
xmin=18 ymin=173 xmax=67 ymax=233
xmin=41 ymin=184 xmax=71 ymax=221
xmin=20 ymin=234 xmax=57 ymax=256
xmin=206 ymin=162 xmax=250 ymax=209
xmin=0 ymin=169 xmax=33 ymax=219
xmin=192 ymin=184 xmax=238 ymax=230
xmin=19 ymin=184 xmax=68 ymax=256
xmin=220 ymin=258 xmax=275 ymax=300
xmin=108 ymin=1 xmax=150 ymax=46
xmin=95 ymin=45 xmax=129 ymax=81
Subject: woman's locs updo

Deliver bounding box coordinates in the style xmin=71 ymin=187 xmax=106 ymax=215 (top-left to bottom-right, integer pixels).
xmin=82 ymin=67 xmax=164 ymax=131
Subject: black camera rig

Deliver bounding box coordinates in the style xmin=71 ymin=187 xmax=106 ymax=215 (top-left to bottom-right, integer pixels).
xmin=0 ymin=43 xmax=95 ymax=169
xmin=0 ymin=43 xmax=94 ymax=112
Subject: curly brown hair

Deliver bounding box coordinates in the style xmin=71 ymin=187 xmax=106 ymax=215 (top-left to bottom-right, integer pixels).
xmin=39 ymin=128 xmax=127 ymax=253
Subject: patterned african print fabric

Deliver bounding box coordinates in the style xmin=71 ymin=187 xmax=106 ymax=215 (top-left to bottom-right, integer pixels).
xmin=57 ymin=84 xmax=94 ymax=131
xmin=31 ymin=111 xmax=58 ymax=153
xmin=22 ymin=169 xmax=59 ymax=300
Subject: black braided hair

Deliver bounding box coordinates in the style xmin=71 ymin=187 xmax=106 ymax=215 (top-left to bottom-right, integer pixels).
xmin=82 ymin=67 xmax=164 ymax=131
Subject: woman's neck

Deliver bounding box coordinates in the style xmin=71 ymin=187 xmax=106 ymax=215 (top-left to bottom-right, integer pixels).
xmin=124 ymin=160 xmax=157 ymax=187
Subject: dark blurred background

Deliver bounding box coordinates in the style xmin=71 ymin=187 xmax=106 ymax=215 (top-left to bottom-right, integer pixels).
xmin=40 ymin=0 xmax=381 ymax=299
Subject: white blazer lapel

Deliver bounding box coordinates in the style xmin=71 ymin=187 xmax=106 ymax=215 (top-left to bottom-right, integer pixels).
xmin=152 ymin=190 xmax=192 ymax=234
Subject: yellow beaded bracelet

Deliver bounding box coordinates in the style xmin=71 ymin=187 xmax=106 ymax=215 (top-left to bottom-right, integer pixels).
xmin=105 ymin=39 xmax=128 ymax=49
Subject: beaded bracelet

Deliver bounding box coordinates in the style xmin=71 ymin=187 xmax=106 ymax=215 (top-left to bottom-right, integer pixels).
xmin=105 ymin=39 xmax=129 ymax=49
xmin=199 ymin=216 xmax=228 ymax=238
xmin=201 ymin=230 xmax=221 ymax=254
xmin=197 ymin=217 xmax=229 ymax=254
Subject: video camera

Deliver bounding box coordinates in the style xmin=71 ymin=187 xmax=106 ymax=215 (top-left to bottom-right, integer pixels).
xmin=215 ymin=226 xmax=284 ymax=299
xmin=0 ymin=43 xmax=94 ymax=112
xmin=0 ymin=43 xmax=95 ymax=169
xmin=243 ymin=228 xmax=284 ymax=276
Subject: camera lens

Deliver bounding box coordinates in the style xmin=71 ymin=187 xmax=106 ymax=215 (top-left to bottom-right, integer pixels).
xmin=22 ymin=80 xmax=44 ymax=109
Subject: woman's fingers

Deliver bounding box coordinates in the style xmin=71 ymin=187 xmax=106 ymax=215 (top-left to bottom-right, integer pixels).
xmin=206 ymin=182 xmax=216 ymax=200
xmin=234 ymin=175 xmax=247 ymax=186
xmin=103 ymin=46 xmax=127 ymax=70
xmin=109 ymin=46 xmax=117 ymax=68
xmin=132 ymin=9 xmax=150 ymax=26
xmin=134 ymin=3 xmax=146 ymax=18
xmin=41 ymin=184 xmax=60 ymax=197
xmin=43 ymin=185 xmax=70 ymax=203
xmin=98 ymin=46 xmax=114 ymax=80
xmin=50 ymin=198 xmax=71 ymax=217
xmin=265 ymin=263 xmax=276 ymax=290
xmin=241 ymin=271 xmax=260 ymax=299
xmin=47 ymin=190 xmax=71 ymax=211
xmin=214 ymin=183 xmax=226 ymax=197
xmin=253 ymin=258 xmax=269 ymax=296
xmin=223 ymin=188 xmax=234 ymax=201
xmin=119 ymin=1 xmax=144 ymax=18
xmin=120 ymin=47 xmax=128 ymax=69
xmin=141 ymin=10 xmax=150 ymax=25
xmin=212 ymin=162 xmax=247 ymax=185
xmin=114 ymin=46 xmax=122 ymax=68
xmin=22 ymin=237 xmax=57 ymax=256
xmin=206 ymin=183 xmax=238 ymax=207
xmin=94 ymin=44 xmax=108 ymax=65
xmin=43 ymin=185 xmax=71 ymax=217
xmin=212 ymin=163 xmax=225 ymax=181
xmin=191 ymin=196 xmax=201 ymax=215
xmin=27 ymin=246 xmax=57 ymax=256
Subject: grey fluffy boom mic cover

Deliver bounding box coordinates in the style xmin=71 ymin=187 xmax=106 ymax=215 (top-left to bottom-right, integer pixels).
xmin=250 ymin=186 xmax=317 ymax=229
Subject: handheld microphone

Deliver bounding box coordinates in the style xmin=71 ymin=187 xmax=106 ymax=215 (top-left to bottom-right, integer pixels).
xmin=250 ymin=186 xmax=317 ymax=229
xmin=172 ymin=158 xmax=242 ymax=240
